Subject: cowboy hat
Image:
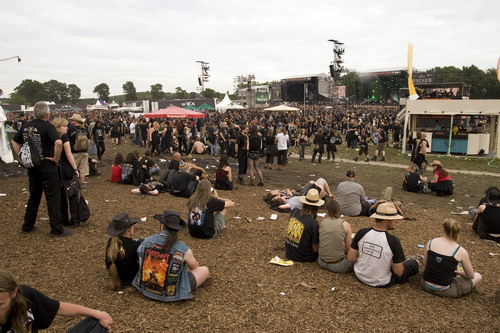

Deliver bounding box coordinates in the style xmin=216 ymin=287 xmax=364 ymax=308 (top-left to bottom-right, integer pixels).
xmin=430 ymin=160 xmax=442 ymax=167
xmin=106 ymin=212 xmax=141 ymax=236
xmin=154 ymin=210 xmax=186 ymax=231
xmin=69 ymin=113 xmax=85 ymax=123
xmin=370 ymin=203 xmax=403 ymax=220
xmin=299 ymin=188 xmax=325 ymax=207
xmin=488 ymin=189 xmax=500 ymax=206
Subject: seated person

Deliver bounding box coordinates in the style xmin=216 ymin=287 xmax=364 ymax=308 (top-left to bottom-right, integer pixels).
xmin=421 ymin=219 xmax=482 ymax=297
xmin=0 ymin=271 xmax=113 ymax=332
xmin=318 ymin=199 xmax=354 ymax=273
xmin=427 ymin=160 xmax=453 ymax=196
xmin=110 ymin=153 xmax=123 ymax=183
xmin=188 ymin=179 xmax=235 ymax=238
xmin=468 ymin=186 xmax=499 ymax=218
xmin=185 ymin=154 xmax=209 ymax=179
xmin=336 ymin=171 xmax=372 ymax=217
xmin=285 ymin=189 xmax=324 ymax=262
xmin=171 ymin=162 xmax=199 ymax=198
xmin=133 ymin=210 xmax=210 ymax=302
xmin=403 ymin=164 xmax=428 ymax=193
xmin=131 ymin=181 xmax=168 ymax=196
xmin=141 ymin=150 xmax=160 ymax=177
xmin=190 ymin=137 xmax=208 ymax=154
xmin=472 ymin=188 xmax=500 ymax=242
xmin=214 ymin=154 xmax=233 ymax=191
xmin=347 ymin=203 xmax=419 ymax=287
xmin=105 ymin=212 xmax=143 ymax=289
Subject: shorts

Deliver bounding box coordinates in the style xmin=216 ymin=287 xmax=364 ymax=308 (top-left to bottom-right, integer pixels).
xmin=420 ymin=277 xmax=473 ymax=298
xmin=187 ymin=271 xmax=197 ymax=290
xmin=73 ymin=152 xmax=89 ymax=177
xmin=377 ymin=142 xmax=386 ymax=151
xmin=213 ymin=212 xmax=226 ymax=235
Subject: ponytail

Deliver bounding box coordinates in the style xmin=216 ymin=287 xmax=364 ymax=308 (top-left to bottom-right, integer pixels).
xmin=106 ymin=236 xmax=125 ymax=290
xmin=443 ymin=219 xmax=460 ymax=241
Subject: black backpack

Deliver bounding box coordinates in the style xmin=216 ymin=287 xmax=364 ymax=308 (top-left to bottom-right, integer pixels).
xmin=18 ymin=126 xmax=43 ymax=168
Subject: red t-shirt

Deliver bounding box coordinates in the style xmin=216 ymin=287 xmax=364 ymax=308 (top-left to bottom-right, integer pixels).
xmin=110 ymin=165 xmax=122 ymax=183
xmin=434 ymin=170 xmax=452 ymax=182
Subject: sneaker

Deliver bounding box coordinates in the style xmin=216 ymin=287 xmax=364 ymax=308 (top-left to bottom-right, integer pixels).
xmin=49 ymin=229 xmax=72 ymax=238
xmin=257 ymin=182 xmax=264 ymax=186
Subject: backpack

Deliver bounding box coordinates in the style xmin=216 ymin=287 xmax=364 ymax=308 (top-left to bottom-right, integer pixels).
xmin=73 ymin=128 xmax=90 ymax=152
xmin=120 ymin=164 xmax=133 ymax=184
xmin=18 ymin=126 xmax=43 ymax=168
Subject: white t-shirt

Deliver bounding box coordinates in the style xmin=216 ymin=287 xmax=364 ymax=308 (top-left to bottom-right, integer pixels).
xmin=129 ymin=122 xmax=136 ymax=134
xmin=276 ymin=133 xmax=289 ymax=150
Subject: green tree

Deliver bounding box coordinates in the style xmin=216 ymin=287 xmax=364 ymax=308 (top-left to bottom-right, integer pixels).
xmin=150 ymin=83 xmax=165 ymax=99
xmin=482 ymin=68 xmax=500 ymax=99
xmin=12 ymin=79 xmax=47 ymax=105
xmin=175 ymin=86 xmax=188 ymax=99
xmin=93 ymin=83 xmax=110 ymax=101
xmin=201 ymin=88 xmax=218 ymax=98
xmin=340 ymin=71 xmax=359 ymax=98
xmin=188 ymin=91 xmax=197 ymax=99
xmin=122 ymin=81 xmax=137 ymax=101
xmin=43 ymin=80 xmax=69 ymax=104
xmin=68 ymin=84 xmax=81 ymax=103
xmin=9 ymin=92 xmax=28 ymax=105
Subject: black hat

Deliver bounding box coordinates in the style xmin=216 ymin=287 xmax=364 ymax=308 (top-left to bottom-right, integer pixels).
xmin=153 ymin=210 xmax=186 ymax=231
xmin=488 ymin=189 xmax=500 ymax=205
xmin=346 ymin=170 xmax=356 ymax=178
xmin=106 ymin=212 xmax=141 ymax=236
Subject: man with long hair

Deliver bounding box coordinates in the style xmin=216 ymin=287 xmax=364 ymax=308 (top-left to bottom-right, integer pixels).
xmin=0 ymin=271 xmax=113 ymax=332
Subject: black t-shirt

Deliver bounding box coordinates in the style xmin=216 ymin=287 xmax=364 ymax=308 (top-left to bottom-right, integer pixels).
xmin=0 ymin=285 xmax=60 ymax=333
xmin=105 ymin=236 xmax=143 ymax=284
xmin=13 ymin=119 xmax=61 ymax=173
xmin=92 ymin=126 xmax=105 ymax=142
xmin=60 ymin=134 xmax=75 ymax=180
xmin=403 ymin=172 xmax=420 ymax=192
xmin=285 ymin=209 xmax=319 ymax=262
xmin=236 ymin=134 xmax=247 ymax=158
xmin=188 ymin=197 xmax=226 ymax=238
xmin=171 ymin=171 xmax=196 ymax=191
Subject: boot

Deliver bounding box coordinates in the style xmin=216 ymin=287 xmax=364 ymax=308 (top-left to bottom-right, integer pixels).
xmin=365 ymin=158 xmax=370 ymax=162
xmin=353 ymin=157 xmax=358 ymax=162
xmin=238 ymin=175 xmax=244 ymax=184
xmin=371 ymin=156 xmax=377 ymax=161
xmin=381 ymin=157 xmax=385 ymax=161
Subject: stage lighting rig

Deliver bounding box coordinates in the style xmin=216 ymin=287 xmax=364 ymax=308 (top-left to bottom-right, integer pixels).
xmin=196 ymin=60 xmax=210 ymax=93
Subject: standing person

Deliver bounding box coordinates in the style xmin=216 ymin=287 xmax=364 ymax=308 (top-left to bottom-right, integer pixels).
xmin=264 ymin=127 xmax=277 ymax=169
xmin=347 ymin=203 xmax=419 ymax=287
xmin=297 ymin=128 xmax=308 ymax=161
xmin=91 ymin=121 xmax=106 ymax=161
xmin=371 ymin=127 xmax=387 ymax=161
xmin=218 ymin=121 xmax=229 ymax=155
xmin=246 ymin=126 xmax=264 ymax=186
xmin=133 ymin=210 xmax=211 ymax=302
xmin=235 ymin=126 xmax=248 ymax=184
xmin=187 ymin=179 xmax=235 ymax=239
xmin=276 ymin=127 xmax=289 ymax=171
xmin=11 ymin=102 xmax=68 ymax=237
xmin=14 ymin=112 xmax=26 ymax=131
xmin=0 ymin=271 xmax=113 ymax=332
xmin=428 ymin=160 xmax=454 ymax=196
xmin=129 ymin=119 xmax=136 ymax=145
xmin=52 ymin=117 xmax=81 ymax=228
xmin=68 ymin=113 xmax=90 ymax=184
xmin=318 ymin=199 xmax=354 ymax=273
xmin=325 ymin=129 xmax=337 ymax=163
xmin=421 ymin=219 xmax=482 ymax=297
xmin=285 ymin=189 xmax=324 ymax=262
xmin=353 ymin=128 xmax=371 ymax=162
xmin=139 ymin=119 xmax=148 ymax=148
xmin=105 ymin=212 xmax=143 ymax=290
xmin=176 ymin=120 xmax=188 ymax=154
xmin=411 ymin=131 xmax=429 ymax=175
xmin=311 ymin=128 xmax=325 ymax=163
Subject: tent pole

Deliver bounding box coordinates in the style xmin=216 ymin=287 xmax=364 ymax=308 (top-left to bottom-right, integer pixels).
xmin=401 ymin=107 xmax=409 ymax=154
xmin=488 ymin=115 xmax=500 ymax=166
xmin=445 ymin=115 xmax=454 ymax=157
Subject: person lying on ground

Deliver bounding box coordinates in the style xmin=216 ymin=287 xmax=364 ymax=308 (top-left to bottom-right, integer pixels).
xmin=133 ymin=210 xmax=211 ymax=302
xmin=0 ymin=271 xmax=113 ymax=332
xmin=421 ymin=219 xmax=482 ymax=297
xmin=188 ymin=179 xmax=235 ymax=239
xmin=318 ymin=199 xmax=354 ymax=273
xmin=347 ymin=203 xmax=419 ymax=287
xmin=105 ymin=213 xmax=143 ymax=289
xmin=131 ymin=181 xmax=169 ymax=196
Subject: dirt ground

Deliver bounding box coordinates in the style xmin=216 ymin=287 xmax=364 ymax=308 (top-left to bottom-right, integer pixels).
xmin=1 ymin=141 xmax=499 ymax=333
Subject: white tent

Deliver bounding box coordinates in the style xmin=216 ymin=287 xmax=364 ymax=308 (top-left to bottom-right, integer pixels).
xmin=0 ymin=106 xmax=14 ymax=163
xmin=263 ymin=105 xmax=301 ymax=112
xmin=215 ymin=93 xmax=244 ymax=113
xmin=401 ymin=99 xmax=500 ymax=158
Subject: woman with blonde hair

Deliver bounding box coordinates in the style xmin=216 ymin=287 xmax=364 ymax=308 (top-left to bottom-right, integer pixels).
xmin=421 ymin=219 xmax=482 ymax=298
xmin=52 ymin=117 xmax=80 ymax=228
xmin=187 ymin=179 xmax=235 ymax=239
xmin=105 ymin=212 xmax=143 ymax=290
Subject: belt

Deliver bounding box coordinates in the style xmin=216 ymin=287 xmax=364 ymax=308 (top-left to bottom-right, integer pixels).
xmin=321 ymin=257 xmax=344 ymax=265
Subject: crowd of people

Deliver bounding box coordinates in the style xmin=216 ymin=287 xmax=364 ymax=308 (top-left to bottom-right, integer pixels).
xmin=3 ymin=101 xmax=498 ymax=332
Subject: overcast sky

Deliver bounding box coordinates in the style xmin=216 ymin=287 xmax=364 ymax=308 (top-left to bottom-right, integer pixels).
xmin=1 ymin=0 xmax=499 ymax=100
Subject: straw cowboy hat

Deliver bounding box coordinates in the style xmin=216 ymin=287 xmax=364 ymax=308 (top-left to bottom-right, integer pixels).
xmin=106 ymin=212 xmax=141 ymax=236
xmin=69 ymin=113 xmax=85 ymax=123
xmin=370 ymin=203 xmax=403 ymax=220
xmin=430 ymin=160 xmax=442 ymax=167
xmin=299 ymin=188 xmax=325 ymax=207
